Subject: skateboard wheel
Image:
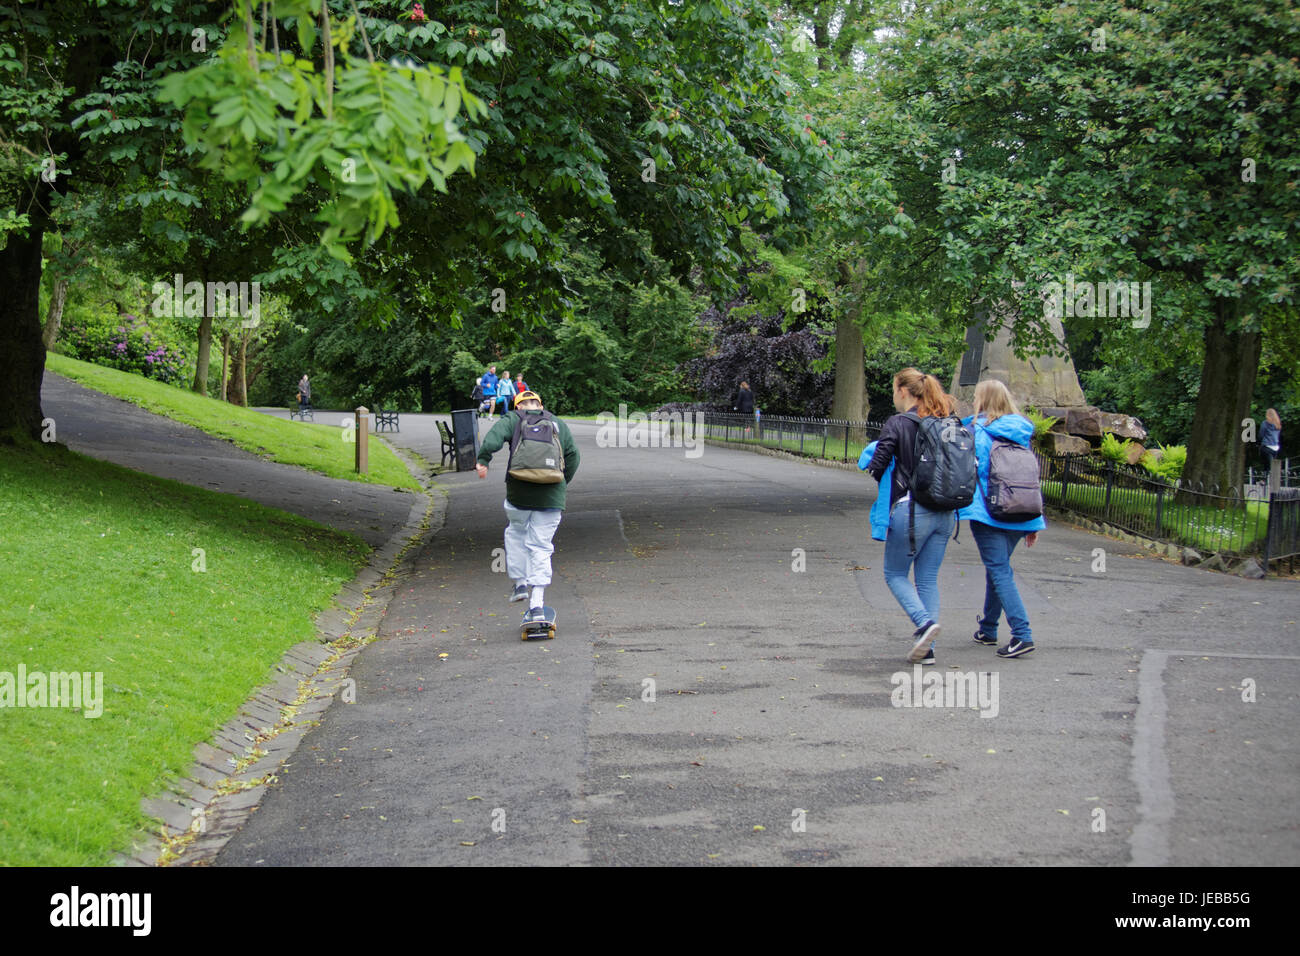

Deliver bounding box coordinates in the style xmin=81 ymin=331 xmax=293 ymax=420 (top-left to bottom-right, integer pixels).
xmin=547 ymin=628 xmax=555 ymax=640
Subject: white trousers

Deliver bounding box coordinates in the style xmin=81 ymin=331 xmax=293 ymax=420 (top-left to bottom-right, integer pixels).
xmin=503 ymin=501 xmax=563 ymax=586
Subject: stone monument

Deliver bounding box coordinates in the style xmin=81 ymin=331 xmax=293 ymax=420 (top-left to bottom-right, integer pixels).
xmin=951 ymin=301 xmax=1146 ymax=455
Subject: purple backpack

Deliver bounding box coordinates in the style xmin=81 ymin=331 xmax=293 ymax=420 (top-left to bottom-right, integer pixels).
xmin=979 ymin=429 xmax=1043 ymax=523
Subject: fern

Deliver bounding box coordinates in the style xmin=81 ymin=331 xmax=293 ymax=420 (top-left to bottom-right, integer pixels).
xmin=1099 ymin=431 xmax=1133 ymax=465
xmin=1022 ymin=405 xmax=1059 ymax=439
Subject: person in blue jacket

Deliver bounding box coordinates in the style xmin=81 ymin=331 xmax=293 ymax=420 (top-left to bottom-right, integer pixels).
xmin=959 ymin=379 xmax=1046 ymax=659
xmin=480 ymin=366 xmax=499 ymax=418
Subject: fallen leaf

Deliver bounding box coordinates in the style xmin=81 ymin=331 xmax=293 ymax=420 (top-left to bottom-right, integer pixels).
xmin=460 ymin=841 xmax=477 ymax=846
xmin=753 ymin=825 xmax=765 ymax=831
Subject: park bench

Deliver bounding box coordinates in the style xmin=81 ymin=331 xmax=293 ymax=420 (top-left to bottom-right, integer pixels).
xmin=437 ymin=420 xmax=455 ymax=465
xmin=374 ymin=407 xmax=400 ymax=432
xmin=290 ymin=402 xmax=314 ymax=422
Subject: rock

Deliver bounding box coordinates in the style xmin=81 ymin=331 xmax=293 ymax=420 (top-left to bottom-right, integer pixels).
xmin=1201 ymin=552 xmax=1227 ymax=572
xmin=1182 ymin=548 xmax=1202 ymax=565
xmin=1066 ymin=407 xmax=1103 ymax=437
xmin=1043 ymin=433 xmax=1092 ymax=455
xmin=1098 ymin=412 xmax=1148 ymax=441
xmin=1125 ymin=443 xmax=1147 ymax=466
xmin=1038 ymin=407 xmax=1071 ymax=432
xmin=1232 ymin=557 xmax=1266 ymax=580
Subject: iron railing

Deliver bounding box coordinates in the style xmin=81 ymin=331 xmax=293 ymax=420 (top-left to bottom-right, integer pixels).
xmin=1036 ymin=452 xmax=1300 ymax=567
xmin=700 ymin=412 xmax=883 ymax=463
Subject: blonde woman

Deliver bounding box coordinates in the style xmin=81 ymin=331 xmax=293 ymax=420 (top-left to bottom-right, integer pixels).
xmin=957 ymin=380 xmax=1045 ymax=658
xmin=1261 ymin=408 xmax=1282 ymax=465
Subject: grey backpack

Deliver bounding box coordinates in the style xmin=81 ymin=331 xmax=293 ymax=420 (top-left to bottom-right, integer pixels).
xmin=506 ymin=411 xmax=566 ymax=483
xmin=979 ymin=428 xmax=1043 ymax=522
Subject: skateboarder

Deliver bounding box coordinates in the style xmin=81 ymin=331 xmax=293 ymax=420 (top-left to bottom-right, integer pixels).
xmin=475 ymin=391 xmax=581 ymax=626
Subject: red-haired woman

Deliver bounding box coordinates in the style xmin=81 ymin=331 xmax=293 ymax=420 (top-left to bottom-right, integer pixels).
xmin=863 ymin=369 xmax=957 ymax=665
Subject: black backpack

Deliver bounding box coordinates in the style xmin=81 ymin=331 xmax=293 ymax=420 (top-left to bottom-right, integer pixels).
xmin=901 ymin=412 xmax=977 ymax=553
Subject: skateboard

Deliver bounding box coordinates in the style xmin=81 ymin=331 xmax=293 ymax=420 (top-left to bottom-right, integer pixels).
xmin=520 ymin=606 xmax=557 ymax=641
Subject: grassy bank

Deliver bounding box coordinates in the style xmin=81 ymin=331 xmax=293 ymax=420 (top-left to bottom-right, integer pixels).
xmin=0 ymin=444 xmax=369 ymax=865
xmin=46 ymin=353 xmax=419 ymax=490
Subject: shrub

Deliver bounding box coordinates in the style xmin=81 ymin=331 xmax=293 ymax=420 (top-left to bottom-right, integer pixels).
xmin=58 ymin=314 xmax=188 ymax=385
xmin=1140 ymin=443 xmax=1187 ymax=481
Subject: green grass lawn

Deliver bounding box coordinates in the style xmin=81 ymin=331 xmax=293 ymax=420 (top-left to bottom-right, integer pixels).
xmin=0 ymin=444 xmax=370 ymax=865
xmin=46 ymin=353 xmax=419 ymax=490
xmin=1043 ymin=479 xmax=1269 ymax=553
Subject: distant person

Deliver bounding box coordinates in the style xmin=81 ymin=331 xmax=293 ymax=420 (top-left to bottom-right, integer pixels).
xmin=960 ymin=379 xmax=1046 ymax=659
xmin=476 ymin=391 xmax=581 ymax=622
xmin=1261 ymin=408 xmax=1282 ymax=466
xmin=733 ymin=382 xmax=756 ymax=414
xmin=863 ymin=369 xmax=963 ymax=665
xmin=496 ymin=372 xmax=516 ymax=414
xmin=297 ymin=374 xmax=311 ymax=413
xmin=481 ymin=367 xmax=498 ymax=419
xmin=514 ymin=374 xmax=528 ymax=405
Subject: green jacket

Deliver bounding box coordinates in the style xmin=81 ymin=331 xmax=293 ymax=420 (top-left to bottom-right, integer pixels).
xmin=477 ymin=410 xmax=581 ymax=510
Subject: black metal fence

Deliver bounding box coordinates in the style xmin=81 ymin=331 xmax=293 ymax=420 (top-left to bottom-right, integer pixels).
xmin=1036 ymin=452 xmax=1300 ymax=566
xmin=700 ymin=413 xmax=883 ymax=463
xmin=697 ymin=410 xmax=1300 ymax=569
xmin=1264 ymin=488 xmax=1300 ymax=570
xmin=1246 ymin=457 xmax=1297 ymax=490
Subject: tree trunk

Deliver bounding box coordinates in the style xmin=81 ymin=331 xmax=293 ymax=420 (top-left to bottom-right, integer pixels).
xmin=227 ymin=333 xmax=249 ymax=406
xmin=42 ymin=277 xmax=70 ymax=351
xmin=193 ymin=312 xmax=214 ymax=396
xmin=238 ymin=334 xmax=249 ymax=406
xmin=831 ymin=315 xmax=869 ymax=421
xmin=1182 ymin=298 xmax=1261 ymax=497
xmin=0 ymin=221 xmax=49 ymax=441
xmin=220 ymin=331 xmax=230 ymax=402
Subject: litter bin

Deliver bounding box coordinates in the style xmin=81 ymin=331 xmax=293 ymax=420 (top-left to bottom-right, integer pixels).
xmin=450 ymin=408 xmax=481 ymax=472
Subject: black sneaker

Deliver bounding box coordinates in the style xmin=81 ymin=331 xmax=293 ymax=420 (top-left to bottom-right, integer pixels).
xmin=972 ymin=613 xmax=997 ymax=645
xmin=997 ymin=638 xmax=1035 ymax=658
xmin=509 ymin=583 xmax=528 ymax=603
xmin=918 ymin=647 xmax=936 ymax=665
xmin=908 ymin=621 xmax=940 ymax=663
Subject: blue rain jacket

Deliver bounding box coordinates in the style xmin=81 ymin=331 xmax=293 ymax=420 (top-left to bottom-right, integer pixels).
xmin=859 ymin=440 xmax=895 ymax=541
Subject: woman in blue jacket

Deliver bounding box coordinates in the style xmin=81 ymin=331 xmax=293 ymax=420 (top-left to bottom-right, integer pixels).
xmin=959 ymin=380 xmax=1046 ymax=658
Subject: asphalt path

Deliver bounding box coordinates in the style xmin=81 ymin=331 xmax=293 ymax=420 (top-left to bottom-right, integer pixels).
xmin=213 ymin=414 xmax=1300 ymax=867
xmin=42 ymin=374 xmax=416 ymax=548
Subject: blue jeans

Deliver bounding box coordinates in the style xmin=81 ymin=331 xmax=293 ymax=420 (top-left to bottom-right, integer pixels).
xmin=970 ymin=521 xmax=1033 ymax=642
xmin=883 ymin=499 xmax=955 ymax=629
